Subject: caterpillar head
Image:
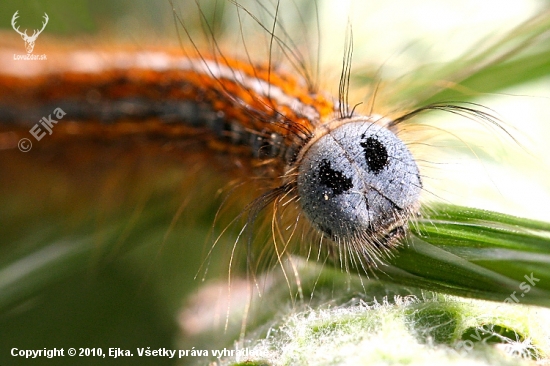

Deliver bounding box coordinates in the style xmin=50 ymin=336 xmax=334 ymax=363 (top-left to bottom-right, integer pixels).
xmin=296 ymin=117 xmax=422 ymax=253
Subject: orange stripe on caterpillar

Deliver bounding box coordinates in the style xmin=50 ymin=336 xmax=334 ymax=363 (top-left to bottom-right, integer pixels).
xmin=0 ymin=49 xmax=335 ymax=160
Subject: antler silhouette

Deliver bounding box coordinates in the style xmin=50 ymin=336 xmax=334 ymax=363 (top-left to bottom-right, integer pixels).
xmin=31 ymin=13 xmax=49 ymax=40
xmin=11 ymin=11 xmax=49 ymax=54
xmin=11 ymin=11 xmax=27 ymax=38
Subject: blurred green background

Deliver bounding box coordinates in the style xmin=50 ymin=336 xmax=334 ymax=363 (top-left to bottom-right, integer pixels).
xmin=1 ymin=0 xmax=549 ymax=365
xmin=0 ymin=1 xmax=227 ymax=365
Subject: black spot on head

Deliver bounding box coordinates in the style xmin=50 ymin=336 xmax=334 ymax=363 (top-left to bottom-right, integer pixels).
xmin=318 ymin=159 xmax=353 ymax=195
xmin=360 ymin=135 xmax=388 ymax=174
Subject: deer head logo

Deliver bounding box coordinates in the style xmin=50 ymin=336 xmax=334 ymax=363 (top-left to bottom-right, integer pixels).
xmin=11 ymin=11 xmax=49 ymax=54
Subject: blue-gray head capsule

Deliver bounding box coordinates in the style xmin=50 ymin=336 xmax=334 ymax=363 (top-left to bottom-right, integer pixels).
xmin=296 ymin=117 xmax=421 ymax=248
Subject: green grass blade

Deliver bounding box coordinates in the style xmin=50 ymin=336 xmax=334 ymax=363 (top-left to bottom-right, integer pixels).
xmin=367 ymin=204 xmax=550 ymax=307
xmin=353 ymin=8 xmax=550 ymax=106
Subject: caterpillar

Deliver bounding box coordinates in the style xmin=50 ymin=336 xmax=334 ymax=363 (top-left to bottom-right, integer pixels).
xmin=0 ymin=9 xmax=434 ymax=278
